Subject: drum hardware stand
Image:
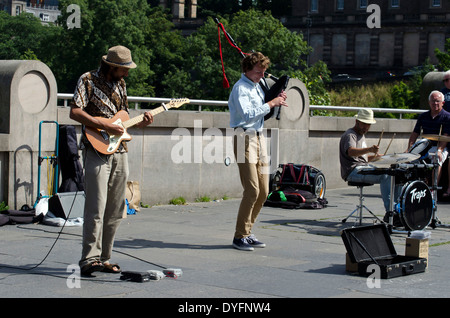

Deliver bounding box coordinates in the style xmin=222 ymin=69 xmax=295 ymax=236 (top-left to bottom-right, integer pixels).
xmin=429 ymin=155 xmax=450 ymax=229
xmin=356 ymin=165 xmax=411 ymax=234
xmin=387 ymin=172 xmax=410 ymax=235
xmin=342 ymin=182 xmax=384 ymax=226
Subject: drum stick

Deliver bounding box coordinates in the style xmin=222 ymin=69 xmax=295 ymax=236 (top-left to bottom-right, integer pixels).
xmin=384 ymin=133 xmax=395 ymax=154
xmin=377 ymin=129 xmax=384 ymax=147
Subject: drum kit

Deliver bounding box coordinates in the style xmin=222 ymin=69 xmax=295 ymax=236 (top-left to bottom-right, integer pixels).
xmin=361 ymin=133 xmax=450 ymax=234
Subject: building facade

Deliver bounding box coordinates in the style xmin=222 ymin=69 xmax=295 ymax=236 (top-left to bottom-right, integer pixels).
xmin=159 ymin=0 xmax=198 ymax=19
xmin=0 ymin=0 xmax=60 ymax=24
xmin=288 ymin=0 xmax=450 ymax=75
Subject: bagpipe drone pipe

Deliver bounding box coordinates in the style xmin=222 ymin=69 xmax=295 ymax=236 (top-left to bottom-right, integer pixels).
xmin=215 ymin=18 xmax=289 ymax=121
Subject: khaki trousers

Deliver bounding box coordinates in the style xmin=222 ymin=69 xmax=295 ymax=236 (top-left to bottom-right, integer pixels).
xmin=79 ymin=145 xmax=129 ymax=268
xmin=233 ymin=130 xmax=269 ymax=239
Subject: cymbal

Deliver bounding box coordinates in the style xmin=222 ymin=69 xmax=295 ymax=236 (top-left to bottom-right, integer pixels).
xmin=421 ymin=134 xmax=450 ymax=142
xmin=371 ymin=153 xmax=420 ymax=165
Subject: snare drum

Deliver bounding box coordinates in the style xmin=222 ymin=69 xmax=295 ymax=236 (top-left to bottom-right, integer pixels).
xmin=409 ymin=138 xmax=431 ymax=160
xmin=395 ymin=180 xmax=433 ymax=231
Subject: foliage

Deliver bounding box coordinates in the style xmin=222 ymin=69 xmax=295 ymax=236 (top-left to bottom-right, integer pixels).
xmin=0 ymin=11 xmax=59 ymax=61
xmin=329 ymin=54 xmax=441 ymax=119
xmin=169 ymin=196 xmax=186 ymax=205
xmin=329 ymin=82 xmax=396 ymax=118
xmin=195 ymin=196 xmax=211 ymax=202
xmin=163 ymin=9 xmax=329 ymax=106
xmin=435 ymin=38 xmax=450 ymax=71
xmin=55 ymin=0 xmax=160 ymax=95
xmin=292 ymin=60 xmax=331 ymax=106
xmin=0 ymin=6 xmax=329 ymax=108
xmin=0 ymin=201 xmax=8 ymax=212
xmin=384 ymin=57 xmax=436 ymax=118
xmin=387 ymin=81 xmax=416 ymax=119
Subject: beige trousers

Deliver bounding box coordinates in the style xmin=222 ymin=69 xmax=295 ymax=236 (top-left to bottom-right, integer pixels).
xmin=233 ymin=130 xmax=269 ymax=239
xmin=79 ymin=145 xmax=128 ymax=268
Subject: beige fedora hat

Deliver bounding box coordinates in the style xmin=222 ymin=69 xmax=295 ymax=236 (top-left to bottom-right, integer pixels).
xmin=355 ymin=108 xmax=376 ymax=124
xmin=102 ymin=45 xmax=137 ymax=69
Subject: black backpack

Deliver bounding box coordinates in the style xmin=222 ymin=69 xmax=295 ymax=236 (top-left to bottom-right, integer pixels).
xmin=265 ymin=186 xmax=328 ymax=209
xmin=58 ymin=125 xmax=85 ymax=193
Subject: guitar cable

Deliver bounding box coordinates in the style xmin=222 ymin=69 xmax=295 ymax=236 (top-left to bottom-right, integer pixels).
xmin=0 ymin=155 xmax=169 ymax=282
xmin=0 ymin=191 xmax=77 ymax=272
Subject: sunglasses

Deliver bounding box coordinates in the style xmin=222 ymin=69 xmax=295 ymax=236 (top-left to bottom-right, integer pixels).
xmin=444 ymin=78 xmax=450 ymax=82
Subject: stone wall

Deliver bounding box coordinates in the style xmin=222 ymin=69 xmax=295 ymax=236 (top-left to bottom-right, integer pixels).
xmin=0 ymin=60 xmax=435 ymax=208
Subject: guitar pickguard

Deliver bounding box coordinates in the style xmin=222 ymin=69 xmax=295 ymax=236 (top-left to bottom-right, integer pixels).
xmin=107 ymin=134 xmax=121 ymax=152
xmin=107 ymin=119 xmax=125 ymax=153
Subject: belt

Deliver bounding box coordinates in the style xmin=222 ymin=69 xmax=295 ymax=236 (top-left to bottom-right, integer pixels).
xmin=234 ymin=127 xmax=261 ymax=136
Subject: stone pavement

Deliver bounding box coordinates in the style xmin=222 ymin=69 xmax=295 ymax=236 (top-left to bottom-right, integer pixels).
xmin=1 ymin=185 xmax=450 ymax=302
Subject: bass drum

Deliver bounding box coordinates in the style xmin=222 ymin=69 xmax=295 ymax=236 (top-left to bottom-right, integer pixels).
xmin=396 ymin=180 xmax=433 ymax=231
xmin=409 ymin=138 xmax=431 ymax=160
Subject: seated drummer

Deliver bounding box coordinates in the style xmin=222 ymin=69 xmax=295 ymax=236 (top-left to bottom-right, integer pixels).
xmin=339 ymin=109 xmax=400 ymax=217
xmin=407 ymin=90 xmax=450 ymax=197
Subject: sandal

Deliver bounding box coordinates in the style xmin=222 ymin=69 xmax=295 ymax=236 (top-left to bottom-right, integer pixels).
xmin=80 ymin=261 xmax=104 ymax=276
xmin=101 ymin=263 xmax=121 ymax=273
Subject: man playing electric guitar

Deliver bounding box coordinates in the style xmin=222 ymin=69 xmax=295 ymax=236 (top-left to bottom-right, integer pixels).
xmin=70 ymin=45 xmax=153 ymax=276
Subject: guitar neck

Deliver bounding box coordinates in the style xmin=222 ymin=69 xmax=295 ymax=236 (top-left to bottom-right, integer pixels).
xmin=122 ymin=105 xmax=167 ymax=129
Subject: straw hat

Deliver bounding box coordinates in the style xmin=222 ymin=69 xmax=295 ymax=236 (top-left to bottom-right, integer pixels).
xmin=355 ymin=108 xmax=376 ymax=124
xmin=102 ymin=45 xmax=137 ymax=69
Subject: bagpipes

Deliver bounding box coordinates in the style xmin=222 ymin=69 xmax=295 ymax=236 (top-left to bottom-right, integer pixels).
xmin=215 ymin=18 xmax=289 ymax=121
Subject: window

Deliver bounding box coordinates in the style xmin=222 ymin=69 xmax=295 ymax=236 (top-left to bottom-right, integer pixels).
xmin=336 ymin=0 xmax=344 ymax=10
xmin=391 ymin=0 xmax=400 ymax=8
xmin=431 ymin=0 xmax=441 ymax=7
xmin=359 ymin=0 xmax=368 ymax=9
xmin=311 ymin=0 xmax=318 ymax=12
xmin=39 ymin=13 xmax=49 ymax=22
xmin=15 ymin=5 xmax=21 ymax=15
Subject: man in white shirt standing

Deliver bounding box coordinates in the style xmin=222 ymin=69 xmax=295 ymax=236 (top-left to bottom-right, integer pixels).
xmin=228 ymin=52 xmax=287 ymax=251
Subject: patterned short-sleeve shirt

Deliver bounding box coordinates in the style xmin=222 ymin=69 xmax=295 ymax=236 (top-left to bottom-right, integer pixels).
xmin=70 ymin=68 xmax=130 ymax=152
xmin=70 ymin=68 xmax=129 ymax=117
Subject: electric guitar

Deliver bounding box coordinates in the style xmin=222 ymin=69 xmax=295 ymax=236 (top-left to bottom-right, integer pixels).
xmin=85 ymin=98 xmax=190 ymax=155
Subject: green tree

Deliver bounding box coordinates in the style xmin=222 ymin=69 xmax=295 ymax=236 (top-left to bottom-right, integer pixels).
xmin=0 ymin=5 xmax=329 ymax=108
xmin=435 ymin=38 xmax=450 ymax=71
xmin=386 ymin=57 xmax=435 ymax=115
xmin=162 ymin=9 xmax=329 ymax=105
xmin=55 ymin=0 xmax=157 ymax=95
xmin=0 ymin=11 xmax=58 ymax=61
xmin=292 ymin=60 xmax=331 ymax=106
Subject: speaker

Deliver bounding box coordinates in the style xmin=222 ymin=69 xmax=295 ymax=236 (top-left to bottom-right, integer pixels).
xmin=48 ymin=191 xmax=85 ymax=219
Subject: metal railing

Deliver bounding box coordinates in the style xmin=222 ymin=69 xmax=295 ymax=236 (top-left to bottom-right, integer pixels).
xmin=309 ymin=105 xmax=426 ymax=119
xmin=57 ymin=93 xmax=426 ymax=118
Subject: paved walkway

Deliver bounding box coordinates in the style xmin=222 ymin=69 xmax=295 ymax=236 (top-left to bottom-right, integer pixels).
xmin=1 ymin=185 xmax=450 ymax=301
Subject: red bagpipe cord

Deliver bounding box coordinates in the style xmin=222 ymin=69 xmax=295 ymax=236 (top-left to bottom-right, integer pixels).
xmin=217 ymin=23 xmax=248 ymax=89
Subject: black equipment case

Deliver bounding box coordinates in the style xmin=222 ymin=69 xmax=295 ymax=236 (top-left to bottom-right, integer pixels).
xmin=270 ymin=163 xmax=326 ymax=199
xmin=341 ymin=224 xmax=427 ymax=279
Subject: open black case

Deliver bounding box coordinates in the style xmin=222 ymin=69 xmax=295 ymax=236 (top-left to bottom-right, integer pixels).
xmin=341 ymin=224 xmax=427 ymax=279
